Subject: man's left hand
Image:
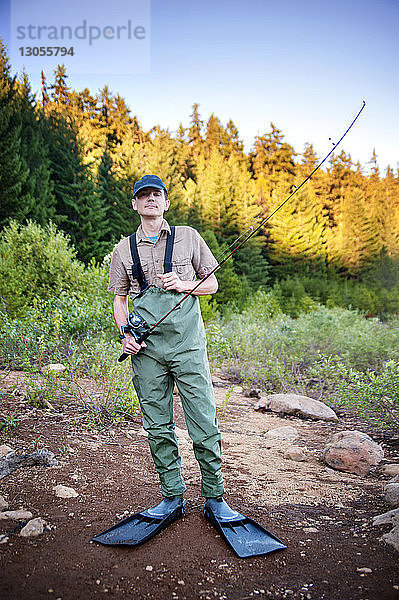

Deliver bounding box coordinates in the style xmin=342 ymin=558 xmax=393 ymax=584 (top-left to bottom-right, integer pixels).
xmin=158 ymin=272 xmax=186 ymax=292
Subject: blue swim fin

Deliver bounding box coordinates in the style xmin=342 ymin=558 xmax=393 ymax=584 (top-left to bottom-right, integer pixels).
xmin=92 ymin=497 xmax=185 ymax=546
xmin=204 ymin=498 xmax=286 ymax=558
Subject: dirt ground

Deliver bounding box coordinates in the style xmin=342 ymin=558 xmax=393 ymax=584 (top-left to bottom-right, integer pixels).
xmin=0 ymin=371 xmax=398 ymax=600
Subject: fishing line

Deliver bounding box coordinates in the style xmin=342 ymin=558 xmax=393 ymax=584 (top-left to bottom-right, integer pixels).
xmin=118 ymin=100 xmax=366 ymax=361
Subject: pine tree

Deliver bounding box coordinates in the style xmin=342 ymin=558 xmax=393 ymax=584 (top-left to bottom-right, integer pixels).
xmin=45 ymin=112 xmax=98 ymax=259
xmin=381 ymin=166 xmax=399 ymax=256
xmin=96 ymin=146 xmax=133 ymax=248
xmin=0 ymin=40 xmax=28 ymax=228
xmin=251 ymin=123 xmax=296 ymax=187
xmin=50 ymin=64 xmax=70 ymax=106
xmin=203 ymin=114 xmax=225 ymax=157
xmin=142 ymin=127 xmax=187 ymax=224
xmin=188 ymin=103 xmax=203 ymax=163
xmin=201 ymin=229 xmax=248 ymax=307
xmin=41 ymin=70 xmax=49 ymax=108
xmin=268 ymin=182 xmax=327 ymax=270
xmin=330 ymin=186 xmax=380 ymax=274
xmin=15 ymin=71 xmax=55 ymax=224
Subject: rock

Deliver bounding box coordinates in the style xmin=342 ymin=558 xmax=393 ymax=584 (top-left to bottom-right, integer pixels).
xmin=323 ymin=430 xmax=384 ymax=476
xmin=256 ymin=393 xmax=338 ymax=422
xmin=383 ymin=525 xmax=399 ymax=552
xmin=0 ymin=448 xmax=57 ymax=479
xmin=211 ymin=375 xmax=226 ymax=386
xmin=19 ymin=517 xmax=46 ymax=537
xmin=0 ymin=444 xmax=13 ymax=458
xmin=0 ymin=494 xmax=9 ymax=510
xmin=53 ymin=484 xmax=79 ymax=498
xmin=372 ymin=507 xmax=399 ymax=526
xmin=372 ymin=508 xmax=399 ymax=552
xmin=247 ymin=388 xmax=262 ymax=398
xmin=0 ymin=509 xmax=33 ymax=520
xmin=0 ymin=534 xmax=9 ymax=544
xmin=357 ymin=567 xmax=372 ymax=574
xmin=380 ymin=464 xmax=399 ymax=477
xmin=264 ymin=426 xmax=299 ymax=441
xmin=385 ymin=483 xmax=399 ymax=507
xmin=42 ymin=363 xmax=66 ymax=373
xmin=283 ymin=447 xmax=307 ymax=461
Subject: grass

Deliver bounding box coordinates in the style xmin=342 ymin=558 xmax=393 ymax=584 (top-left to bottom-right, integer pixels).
xmin=1 ymin=287 xmax=398 ymax=431
xmin=206 ymin=291 xmax=399 ymax=430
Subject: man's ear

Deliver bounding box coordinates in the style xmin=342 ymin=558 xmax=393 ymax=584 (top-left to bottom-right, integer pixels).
xmin=132 ymin=197 xmax=137 ymax=211
xmin=164 ymin=195 xmax=170 ymax=212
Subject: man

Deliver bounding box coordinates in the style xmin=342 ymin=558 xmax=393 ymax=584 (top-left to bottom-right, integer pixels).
xmin=93 ymin=175 xmax=285 ymax=557
xmin=105 ymin=174 xmax=224 ymax=533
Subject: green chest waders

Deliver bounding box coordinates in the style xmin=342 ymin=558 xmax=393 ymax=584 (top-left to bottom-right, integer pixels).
xmin=129 ymin=235 xmax=224 ymax=499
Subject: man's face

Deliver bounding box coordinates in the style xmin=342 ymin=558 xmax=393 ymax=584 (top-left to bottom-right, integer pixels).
xmin=132 ymin=187 xmax=170 ymax=218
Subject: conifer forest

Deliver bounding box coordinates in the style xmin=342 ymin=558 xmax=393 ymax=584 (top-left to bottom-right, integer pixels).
xmin=1 ymin=40 xmax=399 ymax=315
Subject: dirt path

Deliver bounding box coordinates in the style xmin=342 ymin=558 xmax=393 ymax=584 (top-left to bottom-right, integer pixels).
xmin=0 ymin=373 xmax=398 ymax=600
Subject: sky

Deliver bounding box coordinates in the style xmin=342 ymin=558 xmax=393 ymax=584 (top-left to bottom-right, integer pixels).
xmin=1 ymin=0 xmax=398 ymax=174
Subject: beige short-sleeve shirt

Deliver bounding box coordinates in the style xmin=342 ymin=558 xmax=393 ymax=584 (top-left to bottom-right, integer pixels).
xmin=108 ymin=220 xmax=218 ymax=296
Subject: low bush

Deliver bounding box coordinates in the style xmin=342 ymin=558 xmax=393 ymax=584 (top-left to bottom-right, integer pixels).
xmin=0 ymin=221 xmax=87 ymax=317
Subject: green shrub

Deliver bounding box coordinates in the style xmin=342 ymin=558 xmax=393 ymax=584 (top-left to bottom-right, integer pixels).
xmin=334 ymin=359 xmax=399 ymax=430
xmin=0 ymin=220 xmax=86 ymax=316
xmin=207 ymin=303 xmax=399 ymax=404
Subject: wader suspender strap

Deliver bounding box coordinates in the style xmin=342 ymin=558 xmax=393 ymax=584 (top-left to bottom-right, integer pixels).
xmin=129 ymin=226 xmax=176 ymax=293
xmin=163 ymin=226 xmax=175 ymax=273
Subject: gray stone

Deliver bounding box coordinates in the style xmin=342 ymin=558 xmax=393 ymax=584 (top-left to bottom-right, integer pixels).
xmin=0 ymin=448 xmax=57 ymax=479
xmin=372 ymin=508 xmax=399 ymax=552
xmin=323 ymin=430 xmax=384 ymax=476
xmin=0 ymin=494 xmax=9 ymax=510
xmin=372 ymin=507 xmax=399 ymax=526
xmin=0 ymin=509 xmax=33 ymax=520
xmin=53 ymin=484 xmax=79 ymax=498
xmin=264 ymin=426 xmax=299 ymax=441
xmin=380 ymin=464 xmax=399 ymax=477
xmin=283 ymin=447 xmax=307 ymax=461
xmin=0 ymin=534 xmax=9 ymax=544
xmin=256 ymin=393 xmax=338 ymax=422
xmin=382 ymin=526 xmax=399 ymax=552
xmin=19 ymin=517 xmax=46 ymax=537
xmin=385 ymin=483 xmax=399 ymax=507
xmin=0 ymin=444 xmax=12 ymax=458
xmin=232 ymin=385 xmax=243 ymax=394
xmin=211 ymin=375 xmax=226 ymax=386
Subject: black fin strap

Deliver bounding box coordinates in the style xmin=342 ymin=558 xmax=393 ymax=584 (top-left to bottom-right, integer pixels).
xmin=164 ymin=226 xmax=175 ymax=273
xmin=129 ymin=233 xmax=148 ymax=292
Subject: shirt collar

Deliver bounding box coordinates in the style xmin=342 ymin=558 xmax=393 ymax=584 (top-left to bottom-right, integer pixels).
xmin=136 ymin=218 xmax=171 ymax=243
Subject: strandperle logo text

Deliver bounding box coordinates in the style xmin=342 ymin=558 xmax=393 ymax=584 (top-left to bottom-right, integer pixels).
xmin=15 ymin=19 xmax=146 ymax=46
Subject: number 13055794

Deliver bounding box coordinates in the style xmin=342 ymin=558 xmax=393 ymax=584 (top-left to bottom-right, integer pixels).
xmin=19 ymin=46 xmax=74 ymax=56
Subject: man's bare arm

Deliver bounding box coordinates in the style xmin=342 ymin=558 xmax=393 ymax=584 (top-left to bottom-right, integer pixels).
xmin=158 ymin=273 xmax=218 ymax=295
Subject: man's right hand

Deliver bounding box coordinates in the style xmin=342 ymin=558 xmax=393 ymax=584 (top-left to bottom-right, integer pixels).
xmin=122 ymin=333 xmax=147 ymax=355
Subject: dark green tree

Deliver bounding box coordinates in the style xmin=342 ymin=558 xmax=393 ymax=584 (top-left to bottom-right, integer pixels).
xmin=0 ymin=40 xmax=28 ymax=228
xmin=16 ymin=71 xmax=55 ymax=224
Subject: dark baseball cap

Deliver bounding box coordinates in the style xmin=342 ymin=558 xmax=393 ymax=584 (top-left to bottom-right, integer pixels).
xmin=133 ymin=174 xmax=168 ymax=196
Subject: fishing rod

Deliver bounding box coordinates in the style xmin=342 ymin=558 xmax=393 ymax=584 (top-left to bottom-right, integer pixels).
xmin=118 ymin=100 xmax=366 ymax=362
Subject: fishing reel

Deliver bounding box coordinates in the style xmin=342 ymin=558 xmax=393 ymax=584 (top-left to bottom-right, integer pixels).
xmin=118 ymin=312 xmax=151 ymax=363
